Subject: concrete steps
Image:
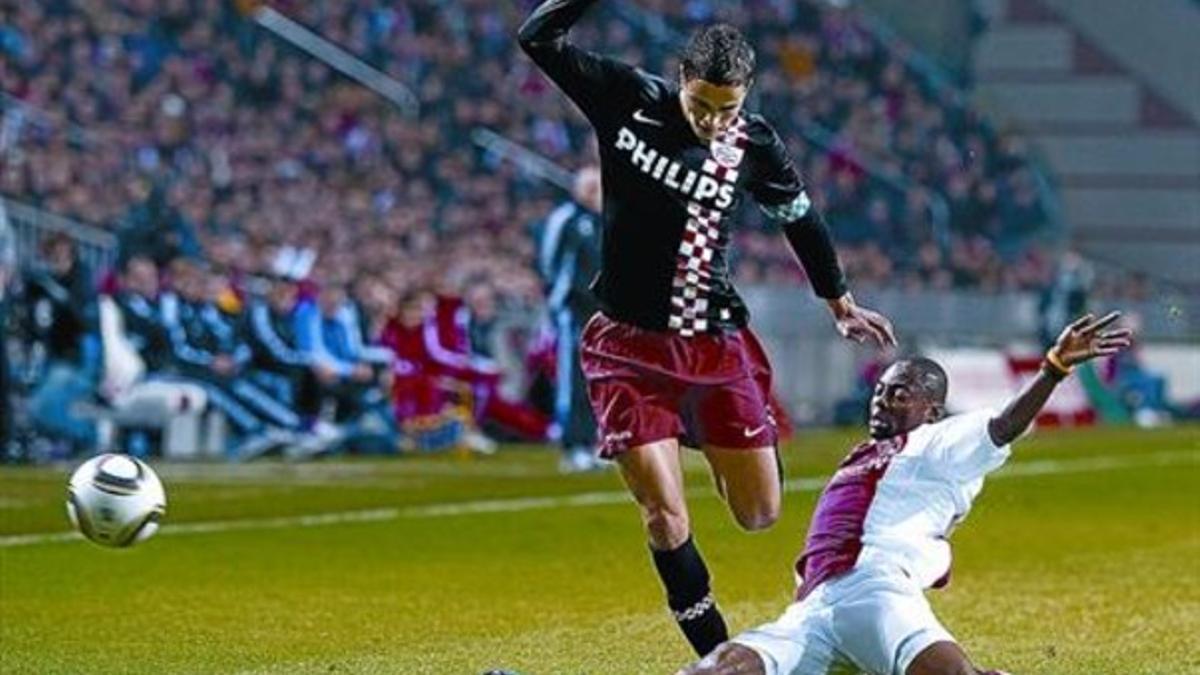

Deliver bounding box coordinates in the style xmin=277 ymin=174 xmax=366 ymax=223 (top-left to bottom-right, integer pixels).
xmin=1082 ymin=242 xmax=1200 ymax=287
xmin=975 ymin=25 xmax=1073 ymax=73
xmin=977 ymin=77 xmax=1140 ymax=126
xmin=1063 ymin=188 xmax=1198 ymax=230
xmin=972 ymin=0 xmax=1199 ymax=286
xmin=1036 ymin=132 xmax=1200 ymax=180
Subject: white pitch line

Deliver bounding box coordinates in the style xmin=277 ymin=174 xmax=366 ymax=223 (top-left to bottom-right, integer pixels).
xmin=1 ymin=450 xmax=1194 ymax=549
xmin=992 ymin=451 xmax=1196 ymax=477
xmin=404 ymin=490 xmax=633 ymax=517
xmin=0 ymin=530 xmax=83 ymax=546
xmin=157 ymin=460 xmax=559 ymax=483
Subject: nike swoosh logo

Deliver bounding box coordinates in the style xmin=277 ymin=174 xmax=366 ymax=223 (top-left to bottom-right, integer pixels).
xmin=632 ymin=109 xmax=664 ymax=127
xmin=743 ymin=425 xmax=768 ymax=438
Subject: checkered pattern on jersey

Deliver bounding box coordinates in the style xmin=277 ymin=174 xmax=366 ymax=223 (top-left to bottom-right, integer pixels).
xmin=667 ymin=119 xmax=749 ymax=337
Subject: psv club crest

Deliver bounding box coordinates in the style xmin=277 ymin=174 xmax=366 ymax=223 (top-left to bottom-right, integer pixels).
xmin=711 ymin=142 xmax=744 ymax=169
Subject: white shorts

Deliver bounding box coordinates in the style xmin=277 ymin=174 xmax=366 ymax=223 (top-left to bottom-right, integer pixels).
xmin=733 ymin=565 xmax=954 ymax=675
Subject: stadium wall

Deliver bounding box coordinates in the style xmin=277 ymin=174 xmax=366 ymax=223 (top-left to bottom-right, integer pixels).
xmin=1037 ymin=0 xmax=1200 ymax=121
xmin=972 ymin=0 xmax=1200 ymax=289
xmin=742 ymin=285 xmax=1199 ymax=424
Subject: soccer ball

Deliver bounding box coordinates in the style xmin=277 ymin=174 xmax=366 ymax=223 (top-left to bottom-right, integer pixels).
xmin=66 ymin=454 xmax=167 ymax=548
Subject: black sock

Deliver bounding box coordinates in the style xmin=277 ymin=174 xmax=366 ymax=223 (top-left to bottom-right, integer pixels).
xmin=650 ymin=535 xmax=729 ymax=657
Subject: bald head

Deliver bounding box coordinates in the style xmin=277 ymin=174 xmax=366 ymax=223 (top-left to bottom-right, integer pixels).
xmin=867 ymin=357 xmax=949 ymax=439
xmin=573 ymin=166 xmax=602 ymax=213
xmin=900 ymin=357 xmax=948 ymax=406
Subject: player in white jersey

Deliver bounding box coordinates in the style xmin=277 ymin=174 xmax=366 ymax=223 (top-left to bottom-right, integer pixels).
xmin=679 ymin=312 xmax=1132 ymax=675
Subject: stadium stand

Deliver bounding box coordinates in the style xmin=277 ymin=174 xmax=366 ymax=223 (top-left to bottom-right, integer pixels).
xmin=0 ymin=0 xmax=1189 ymax=459
xmin=2 ymin=0 xmax=1056 ymax=294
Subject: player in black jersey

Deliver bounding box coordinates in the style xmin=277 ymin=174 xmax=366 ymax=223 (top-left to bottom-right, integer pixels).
xmin=519 ymin=0 xmax=896 ymax=657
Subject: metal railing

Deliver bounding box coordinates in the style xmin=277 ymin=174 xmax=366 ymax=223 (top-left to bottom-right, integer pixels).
xmin=0 ymin=198 xmax=118 ymax=281
xmin=1 ymin=90 xmax=97 ymax=150
xmin=471 ymin=128 xmax=575 ymax=191
xmin=2 ymin=89 xmax=116 ymax=277
xmin=741 ymin=284 xmax=1199 ymax=421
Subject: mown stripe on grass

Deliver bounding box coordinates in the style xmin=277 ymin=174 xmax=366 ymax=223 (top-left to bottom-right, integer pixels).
xmin=1 ymin=449 xmax=1194 ymax=548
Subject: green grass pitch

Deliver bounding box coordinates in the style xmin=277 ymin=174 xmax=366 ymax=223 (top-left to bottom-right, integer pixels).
xmin=1 ymin=426 xmax=1197 ymax=674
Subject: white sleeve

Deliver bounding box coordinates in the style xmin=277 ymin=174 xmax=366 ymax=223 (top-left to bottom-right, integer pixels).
xmin=925 ymin=410 xmax=1012 ymax=483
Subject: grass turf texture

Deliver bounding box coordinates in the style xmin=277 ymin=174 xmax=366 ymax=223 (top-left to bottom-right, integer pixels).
xmin=1 ymin=426 xmax=1197 ymax=674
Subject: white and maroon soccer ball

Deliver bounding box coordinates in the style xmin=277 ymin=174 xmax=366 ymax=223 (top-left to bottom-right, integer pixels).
xmin=66 ymin=454 xmax=166 ymax=548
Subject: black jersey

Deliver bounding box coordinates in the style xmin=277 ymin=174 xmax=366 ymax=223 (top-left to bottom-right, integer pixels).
xmin=520 ymin=0 xmax=815 ymax=335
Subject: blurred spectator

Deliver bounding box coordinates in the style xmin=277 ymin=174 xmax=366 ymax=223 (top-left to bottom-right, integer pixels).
xmin=116 ymin=180 xmax=202 ymax=268
xmin=0 ymin=215 xmax=14 ymax=456
xmin=464 ymin=283 xmax=500 ymax=359
xmin=161 ymin=258 xmax=308 ymax=458
xmin=1101 ymin=313 xmax=1173 ymax=427
xmin=1038 ymin=250 xmax=1093 ymax=348
xmin=378 ymin=287 xmax=469 ymax=452
xmin=112 ymin=255 xmax=172 ymax=373
xmin=534 ymin=166 xmax=603 ymax=472
xmin=23 ymin=234 xmax=98 ymax=452
xmin=23 ymin=234 xmax=95 ymax=366
xmin=424 ymin=277 xmax=555 ymax=446
xmin=293 ymin=279 xmax=397 ymax=447
xmin=245 ymin=274 xmax=328 ymax=430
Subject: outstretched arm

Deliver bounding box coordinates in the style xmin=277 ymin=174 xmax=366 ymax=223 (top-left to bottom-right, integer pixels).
xmin=518 ymin=0 xmax=600 ymax=49
xmin=778 ymin=198 xmax=896 ymax=349
xmin=753 ymin=129 xmax=896 ymax=349
xmin=518 ymin=0 xmax=619 ymax=118
xmin=987 ymin=311 xmax=1132 ymax=446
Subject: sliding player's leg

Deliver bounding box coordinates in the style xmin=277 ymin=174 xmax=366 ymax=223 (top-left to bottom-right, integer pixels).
xmin=907 ymin=642 xmax=1007 ymax=675
xmin=675 ymin=643 xmax=766 ymax=675
xmin=677 ymin=593 xmax=844 ymax=675
xmin=830 ymin=568 xmax=965 ymax=675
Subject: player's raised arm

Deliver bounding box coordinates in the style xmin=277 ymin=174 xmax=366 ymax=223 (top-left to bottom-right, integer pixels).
xmin=518 ymin=0 xmax=621 ymax=119
xmin=987 ymin=311 xmax=1133 ymax=446
xmin=750 ymin=129 xmax=897 ymax=349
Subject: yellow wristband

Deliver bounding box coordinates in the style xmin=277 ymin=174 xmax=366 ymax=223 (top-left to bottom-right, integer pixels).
xmin=1045 ymin=349 xmax=1073 ymax=377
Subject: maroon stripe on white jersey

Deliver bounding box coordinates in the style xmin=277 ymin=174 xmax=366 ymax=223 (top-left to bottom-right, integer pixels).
xmin=794 ymin=434 xmax=908 ymax=600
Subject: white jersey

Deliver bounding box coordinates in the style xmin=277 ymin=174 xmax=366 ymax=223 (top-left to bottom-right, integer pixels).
xmin=796 ymin=410 xmax=1012 ymax=597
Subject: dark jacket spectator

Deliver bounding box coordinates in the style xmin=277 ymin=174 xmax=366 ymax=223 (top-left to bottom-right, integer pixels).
xmin=23 ymin=235 xmax=95 ymax=366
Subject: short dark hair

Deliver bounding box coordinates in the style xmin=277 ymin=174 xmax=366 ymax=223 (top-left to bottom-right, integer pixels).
xmin=41 ymin=232 xmax=75 ymax=255
xmin=680 ymin=24 xmax=756 ymax=86
xmin=901 ymin=357 xmax=949 ymax=405
xmin=121 ymin=254 xmax=155 ymax=274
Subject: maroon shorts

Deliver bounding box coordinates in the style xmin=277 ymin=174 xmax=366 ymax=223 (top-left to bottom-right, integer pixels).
xmin=580 ymin=312 xmax=779 ymax=459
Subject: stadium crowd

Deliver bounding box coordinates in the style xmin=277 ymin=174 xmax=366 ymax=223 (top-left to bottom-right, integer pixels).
xmin=5 ymin=0 xmax=1164 ymax=460
xmin=2 ymin=0 xmax=1057 ymax=297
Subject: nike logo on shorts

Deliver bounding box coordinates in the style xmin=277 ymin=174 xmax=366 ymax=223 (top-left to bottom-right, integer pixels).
xmin=632 ymin=109 xmax=664 ymax=127
xmin=743 ymin=425 xmax=768 ymax=438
